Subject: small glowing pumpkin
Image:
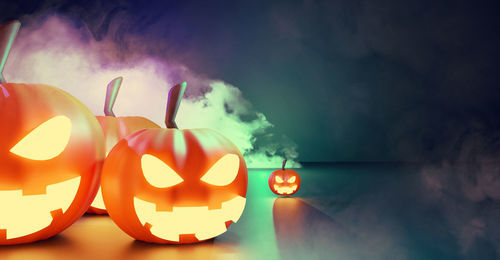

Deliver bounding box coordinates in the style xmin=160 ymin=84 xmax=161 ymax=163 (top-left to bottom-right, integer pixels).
xmin=87 ymin=77 xmax=160 ymax=214
xmin=268 ymin=159 xmax=301 ymax=196
xmin=0 ymin=20 xmax=105 ymax=244
xmin=101 ymin=82 xmax=248 ymax=244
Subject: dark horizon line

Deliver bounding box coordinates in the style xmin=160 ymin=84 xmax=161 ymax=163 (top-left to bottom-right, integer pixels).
xmin=298 ymin=160 xmax=499 ymax=165
xmin=248 ymin=160 xmax=499 ymax=169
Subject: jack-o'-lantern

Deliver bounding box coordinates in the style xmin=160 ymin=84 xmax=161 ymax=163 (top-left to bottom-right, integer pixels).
xmin=101 ymin=82 xmax=248 ymax=244
xmin=0 ymin=20 xmax=105 ymax=244
xmin=268 ymin=159 xmax=301 ymax=196
xmin=87 ymin=77 xmax=160 ymax=214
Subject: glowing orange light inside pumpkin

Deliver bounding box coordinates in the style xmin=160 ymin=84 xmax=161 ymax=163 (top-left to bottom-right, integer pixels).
xmin=0 ymin=20 xmax=105 ymax=245
xmin=101 ymin=82 xmax=248 ymax=244
xmin=268 ymin=159 xmax=301 ymax=196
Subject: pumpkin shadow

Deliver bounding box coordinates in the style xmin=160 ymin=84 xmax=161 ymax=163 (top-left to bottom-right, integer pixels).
xmin=273 ymin=197 xmax=360 ymax=259
xmin=80 ymin=213 xmax=109 ymax=219
xmin=84 ymin=211 xmax=108 ymax=216
xmin=1 ymin=234 xmax=72 ymax=247
xmin=0 ymin=234 xmax=78 ymax=258
xmin=123 ymin=237 xmax=241 ymax=260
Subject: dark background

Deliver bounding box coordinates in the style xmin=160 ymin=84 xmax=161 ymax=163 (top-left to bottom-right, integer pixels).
xmin=2 ymin=0 xmax=500 ymax=162
xmin=1 ymin=2 xmax=499 ymax=257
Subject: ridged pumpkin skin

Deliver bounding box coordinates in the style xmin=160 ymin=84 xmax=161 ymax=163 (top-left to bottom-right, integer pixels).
xmin=0 ymin=83 xmax=105 ymax=244
xmin=101 ymin=127 xmax=248 ymax=244
xmin=87 ymin=116 xmax=160 ymax=214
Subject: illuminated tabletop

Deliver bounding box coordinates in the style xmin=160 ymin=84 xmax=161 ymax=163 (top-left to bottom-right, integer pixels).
xmin=0 ymin=164 xmax=497 ymax=259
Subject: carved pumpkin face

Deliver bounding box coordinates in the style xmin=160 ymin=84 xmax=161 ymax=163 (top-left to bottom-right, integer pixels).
xmin=268 ymin=160 xmax=301 ymax=196
xmin=88 ymin=77 xmax=160 ymax=214
xmin=0 ymin=20 xmax=104 ymax=244
xmin=101 ymin=82 xmax=248 ymax=244
xmin=0 ymin=83 xmax=105 ymax=244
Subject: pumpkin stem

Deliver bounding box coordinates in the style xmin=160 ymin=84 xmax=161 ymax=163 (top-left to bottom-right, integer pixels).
xmin=282 ymin=159 xmax=287 ymax=170
xmin=165 ymin=82 xmax=187 ymax=129
xmin=104 ymin=76 xmax=123 ymax=117
xmin=0 ymin=20 xmax=21 ymax=84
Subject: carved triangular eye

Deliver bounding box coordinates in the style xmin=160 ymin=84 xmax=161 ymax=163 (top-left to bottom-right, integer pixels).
xmin=200 ymin=154 xmax=240 ymax=186
xmin=141 ymin=154 xmax=183 ymax=188
xmin=275 ymin=176 xmax=284 ymax=183
xmin=10 ymin=116 xmax=71 ymax=160
xmin=287 ymin=176 xmax=296 ymax=183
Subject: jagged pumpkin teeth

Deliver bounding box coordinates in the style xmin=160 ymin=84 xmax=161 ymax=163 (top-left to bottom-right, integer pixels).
xmin=269 ymin=159 xmax=301 ymax=196
xmin=0 ymin=20 xmax=105 ymax=245
xmin=101 ymin=82 xmax=248 ymax=244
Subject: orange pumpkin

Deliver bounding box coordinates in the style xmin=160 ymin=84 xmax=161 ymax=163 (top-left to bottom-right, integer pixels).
xmin=87 ymin=77 xmax=160 ymax=214
xmin=268 ymin=159 xmax=301 ymax=196
xmin=101 ymin=82 xmax=248 ymax=244
xmin=0 ymin=20 xmax=105 ymax=244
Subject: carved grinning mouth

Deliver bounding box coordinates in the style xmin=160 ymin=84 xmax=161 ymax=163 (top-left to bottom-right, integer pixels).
xmin=134 ymin=195 xmax=246 ymax=242
xmin=0 ymin=177 xmax=81 ymax=239
xmin=274 ymin=184 xmax=298 ymax=195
